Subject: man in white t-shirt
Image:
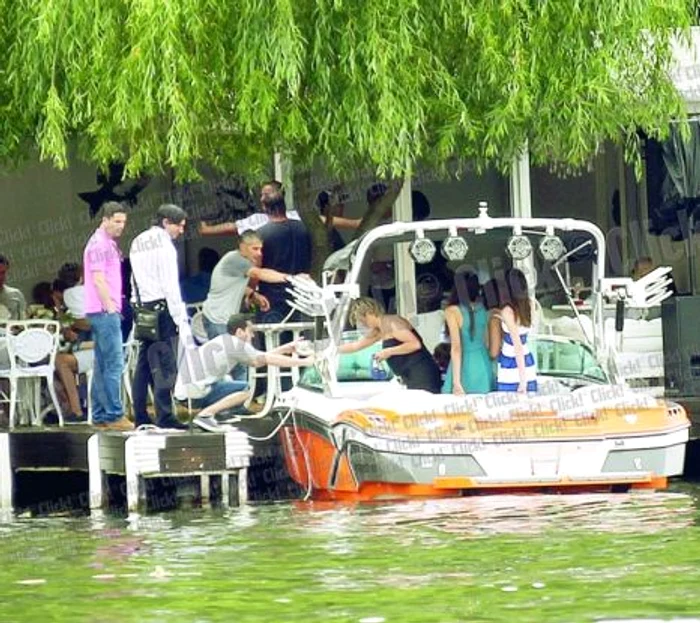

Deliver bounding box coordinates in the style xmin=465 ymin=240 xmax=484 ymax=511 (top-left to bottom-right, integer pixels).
xmin=198 ymin=180 xmax=359 ymax=237
xmin=176 ymin=314 xmax=314 ymax=430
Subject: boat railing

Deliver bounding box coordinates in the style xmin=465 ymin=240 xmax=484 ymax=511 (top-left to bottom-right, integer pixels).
xmin=248 ymin=321 xmax=316 ymax=415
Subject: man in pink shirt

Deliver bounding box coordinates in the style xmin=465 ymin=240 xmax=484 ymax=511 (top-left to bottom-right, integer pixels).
xmin=83 ymin=202 xmax=130 ymax=430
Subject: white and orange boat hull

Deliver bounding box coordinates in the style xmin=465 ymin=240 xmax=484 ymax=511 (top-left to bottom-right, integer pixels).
xmin=276 ymin=385 xmax=690 ymax=501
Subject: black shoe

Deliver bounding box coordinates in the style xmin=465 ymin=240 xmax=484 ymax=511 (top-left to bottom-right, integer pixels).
xmin=43 ymin=411 xmax=60 ymax=426
xmin=63 ymin=413 xmax=87 ymax=424
xmin=134 ymin=416 xmax=153 ymax=428
xmin=156 ymin=416 xmax=189 ymax=431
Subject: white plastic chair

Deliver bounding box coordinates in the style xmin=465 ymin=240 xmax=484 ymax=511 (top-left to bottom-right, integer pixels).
xmin=121 ymin=330 xmax=140 ymax=416
xmin=190 ymin=311 xmax=209 ymax=345
xmin=0 ymin=320 xmax=63 ymax=428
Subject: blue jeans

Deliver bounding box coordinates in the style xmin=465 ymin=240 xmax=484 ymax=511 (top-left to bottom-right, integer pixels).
xmin=190 ymin=379 xmax=249 ymax=410
xmin=86 ymin=312 xmax=124 ymax=423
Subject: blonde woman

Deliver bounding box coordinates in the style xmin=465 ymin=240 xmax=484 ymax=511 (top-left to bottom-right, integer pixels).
xmin=339 ymin=297 xmax=441 ymax=393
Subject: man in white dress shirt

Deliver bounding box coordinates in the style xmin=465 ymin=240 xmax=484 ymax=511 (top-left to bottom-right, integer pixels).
xmin=129 ymin=204 xmax=190 ymax=430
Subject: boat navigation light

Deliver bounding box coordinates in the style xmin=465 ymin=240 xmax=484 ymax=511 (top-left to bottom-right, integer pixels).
xmin=475 ymin=201 xmax=489 ymax=234
xmin=409 ymin=230 xmax=437 ymax=264
xmin=442 ymin=226 xmax=469 ymax=261
xmin=506 ymin=225 xmax=532 ymax=260
xmin=539 ymin=226 xmax=566 ymax=261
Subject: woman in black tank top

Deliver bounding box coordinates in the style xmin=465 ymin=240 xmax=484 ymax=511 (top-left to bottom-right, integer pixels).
xmin=339 ymin=297 xmax=441 ymax=393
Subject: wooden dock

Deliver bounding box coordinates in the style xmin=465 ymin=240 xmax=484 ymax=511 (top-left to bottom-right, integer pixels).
xmin=0 ymin=427 xmax=253 ymax=513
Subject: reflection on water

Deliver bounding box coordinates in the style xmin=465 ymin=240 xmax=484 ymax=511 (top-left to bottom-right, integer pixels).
xmin=360 ymin=491 xmax=698 ymax=536
xmin=1 ymin=487 xmax=700 ymax=622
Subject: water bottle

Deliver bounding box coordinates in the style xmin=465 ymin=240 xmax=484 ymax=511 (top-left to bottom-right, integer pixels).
xmin=370 ymin=355 xmax=388 ymax=380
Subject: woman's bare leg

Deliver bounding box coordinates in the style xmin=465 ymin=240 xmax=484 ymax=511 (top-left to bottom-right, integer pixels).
xmin=55 ymin=353 xmax=82 ymax=415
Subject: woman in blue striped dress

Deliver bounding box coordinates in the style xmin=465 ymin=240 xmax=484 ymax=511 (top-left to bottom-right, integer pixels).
xmin=496 ymin=269 xmax=537 ymax=393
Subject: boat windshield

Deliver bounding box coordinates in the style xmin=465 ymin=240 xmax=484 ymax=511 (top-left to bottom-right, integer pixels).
xmin=535 ymin=337 xmax=607 ymax=382
xmin=300 ymin=331 xmax=395 ymax=390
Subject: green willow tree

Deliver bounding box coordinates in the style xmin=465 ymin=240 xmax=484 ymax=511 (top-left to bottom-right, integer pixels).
xmin=0 ymin=0 xmax=693 ymax=269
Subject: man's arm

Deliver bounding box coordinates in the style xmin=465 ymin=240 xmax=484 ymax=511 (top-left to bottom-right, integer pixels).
xmin=161 ymin=245 xmax=187 ymax=327
xmin=16 ymin=291 xmax=27 ymax=319
xmin=262 ymin=352 xmax=314 ymax=367
xmin=320 ymin=215 xmax=361 ymax=230
xmin=92 ymin=271 xmax=116 ymax=313
xmin=247 ymin=266 xmax=290 ymax=284
xmin=199 ymin=221 xmax=238 ymax=236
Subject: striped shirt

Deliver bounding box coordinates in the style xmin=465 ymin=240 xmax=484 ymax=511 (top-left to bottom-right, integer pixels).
xmin=497 ymin=320 xmax=537 ymax=392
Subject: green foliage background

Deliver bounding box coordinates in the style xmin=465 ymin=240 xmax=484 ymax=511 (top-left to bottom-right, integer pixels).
xmin=0 ymin=0 xmax=693 ymax=180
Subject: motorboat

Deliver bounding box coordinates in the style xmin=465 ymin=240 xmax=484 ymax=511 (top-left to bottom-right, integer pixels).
xmin=259 ymin=206 xmax=689 ymax=501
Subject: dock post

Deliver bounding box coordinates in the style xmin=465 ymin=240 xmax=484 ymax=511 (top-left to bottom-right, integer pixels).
xmin=237 ymin=468 xmax=248 ymax=505
xmin=221 ymin=473 xmax=231 ymax=507
xmin=87 ymin=434 xmax=103 ymax=509
xmin=200 ymin=475 xmax=211 ymax=508
xmin=124 ymin=436 xmax=143 ymax=513
xmin=0 ymin=433 xmax=12 ymax=511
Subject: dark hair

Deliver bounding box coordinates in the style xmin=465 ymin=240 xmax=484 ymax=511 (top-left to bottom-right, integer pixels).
xmin=262 ymin=180 xmax=284 ymax=195
xmin=316 ymin=187 xmax=347 ymax=217
xmin=227 ymin=313 xmax=255 ymax=335
xmin=153 ymin=203 xmax=187 ymax=227
xmin=58 ymin=262 xmax=81 ymax=288
xmin=52 ymin=278 xmax=68 ymax=294
xmin=101 ymin=201 xmax=127 ymax=219
xmin=197 ymin=247 xmax=220 ymax=273
xmin=482 ymin=278 xmax=502 ymax=311
xmin=0 ymin=254 xmax=8 ymax=267
xmin=316 ymin=190 xmax=332 ymax=217
xmin=447 ymin=269 xmax=480 ymax=340
xmin=262 ymin=195 xmax=286 ymax=217
xmin=433 ymin=342 xmax=451 ymax=373
xmin=366 ymin=183 xmax=388 ymax=205
xmin=32 ymin=281 xmax=54 ymax=308
xmin=412 ymin=190 xmax=431 ymax=221
xmin=503 ymin=268 xmax=532 ymax=327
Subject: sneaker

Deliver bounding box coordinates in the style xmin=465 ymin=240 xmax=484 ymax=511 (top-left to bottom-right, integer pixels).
xmin=63 ymin=413 xmax=87 ymax=424
xmin=214 ymin=413 xmax=241 ymax=425
xmin=156 ymin=416 xmax=189 ymax=431
xmin=96 ymin=417 xmax=134 ymax=431
xmin=192 ymin=414 xmax=222 ymax=433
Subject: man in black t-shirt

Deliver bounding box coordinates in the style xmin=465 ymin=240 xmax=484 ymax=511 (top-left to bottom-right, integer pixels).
xmin=255 ymin=194 xmax=312 ymax=393
xmin=256 ymin=195 xmax=312 ymax=323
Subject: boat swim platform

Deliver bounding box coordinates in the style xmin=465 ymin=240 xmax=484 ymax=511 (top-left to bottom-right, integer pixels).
xmin=0 ymin=428 xmax=252 ymax=514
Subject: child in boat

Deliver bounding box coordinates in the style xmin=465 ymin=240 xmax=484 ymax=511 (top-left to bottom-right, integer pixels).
xmin=494 ymin=269 xmax=537 ymax=393
xmin=340 ymin=297 xmax=442 ymax=393
xmin=442 ymin=269 xmax=493 ymax=395
xmin=432 ymin=342 xmax=451 ymax=386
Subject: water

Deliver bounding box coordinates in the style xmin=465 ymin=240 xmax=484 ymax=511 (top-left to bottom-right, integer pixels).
xmin=3 ymin=485 xmax=700 ymax=622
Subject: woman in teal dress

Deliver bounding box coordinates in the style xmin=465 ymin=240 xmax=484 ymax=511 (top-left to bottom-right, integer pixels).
xmin=442 ymin=270 xmax=494 ymax=395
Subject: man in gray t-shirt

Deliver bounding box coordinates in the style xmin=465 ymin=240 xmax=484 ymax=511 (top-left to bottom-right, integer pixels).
xmin=201 ymin=231 xmax=295 ymax=338
xmin=176 ymin=313 xmax=314 ymax=428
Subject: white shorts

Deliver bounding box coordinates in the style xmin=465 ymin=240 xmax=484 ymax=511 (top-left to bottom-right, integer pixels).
xmin=73 ymin=349 xmax=94 ymax=375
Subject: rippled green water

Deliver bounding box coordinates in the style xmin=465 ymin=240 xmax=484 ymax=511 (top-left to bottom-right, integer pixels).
xmin=3 ymin=485 xmax=700 ymax=623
